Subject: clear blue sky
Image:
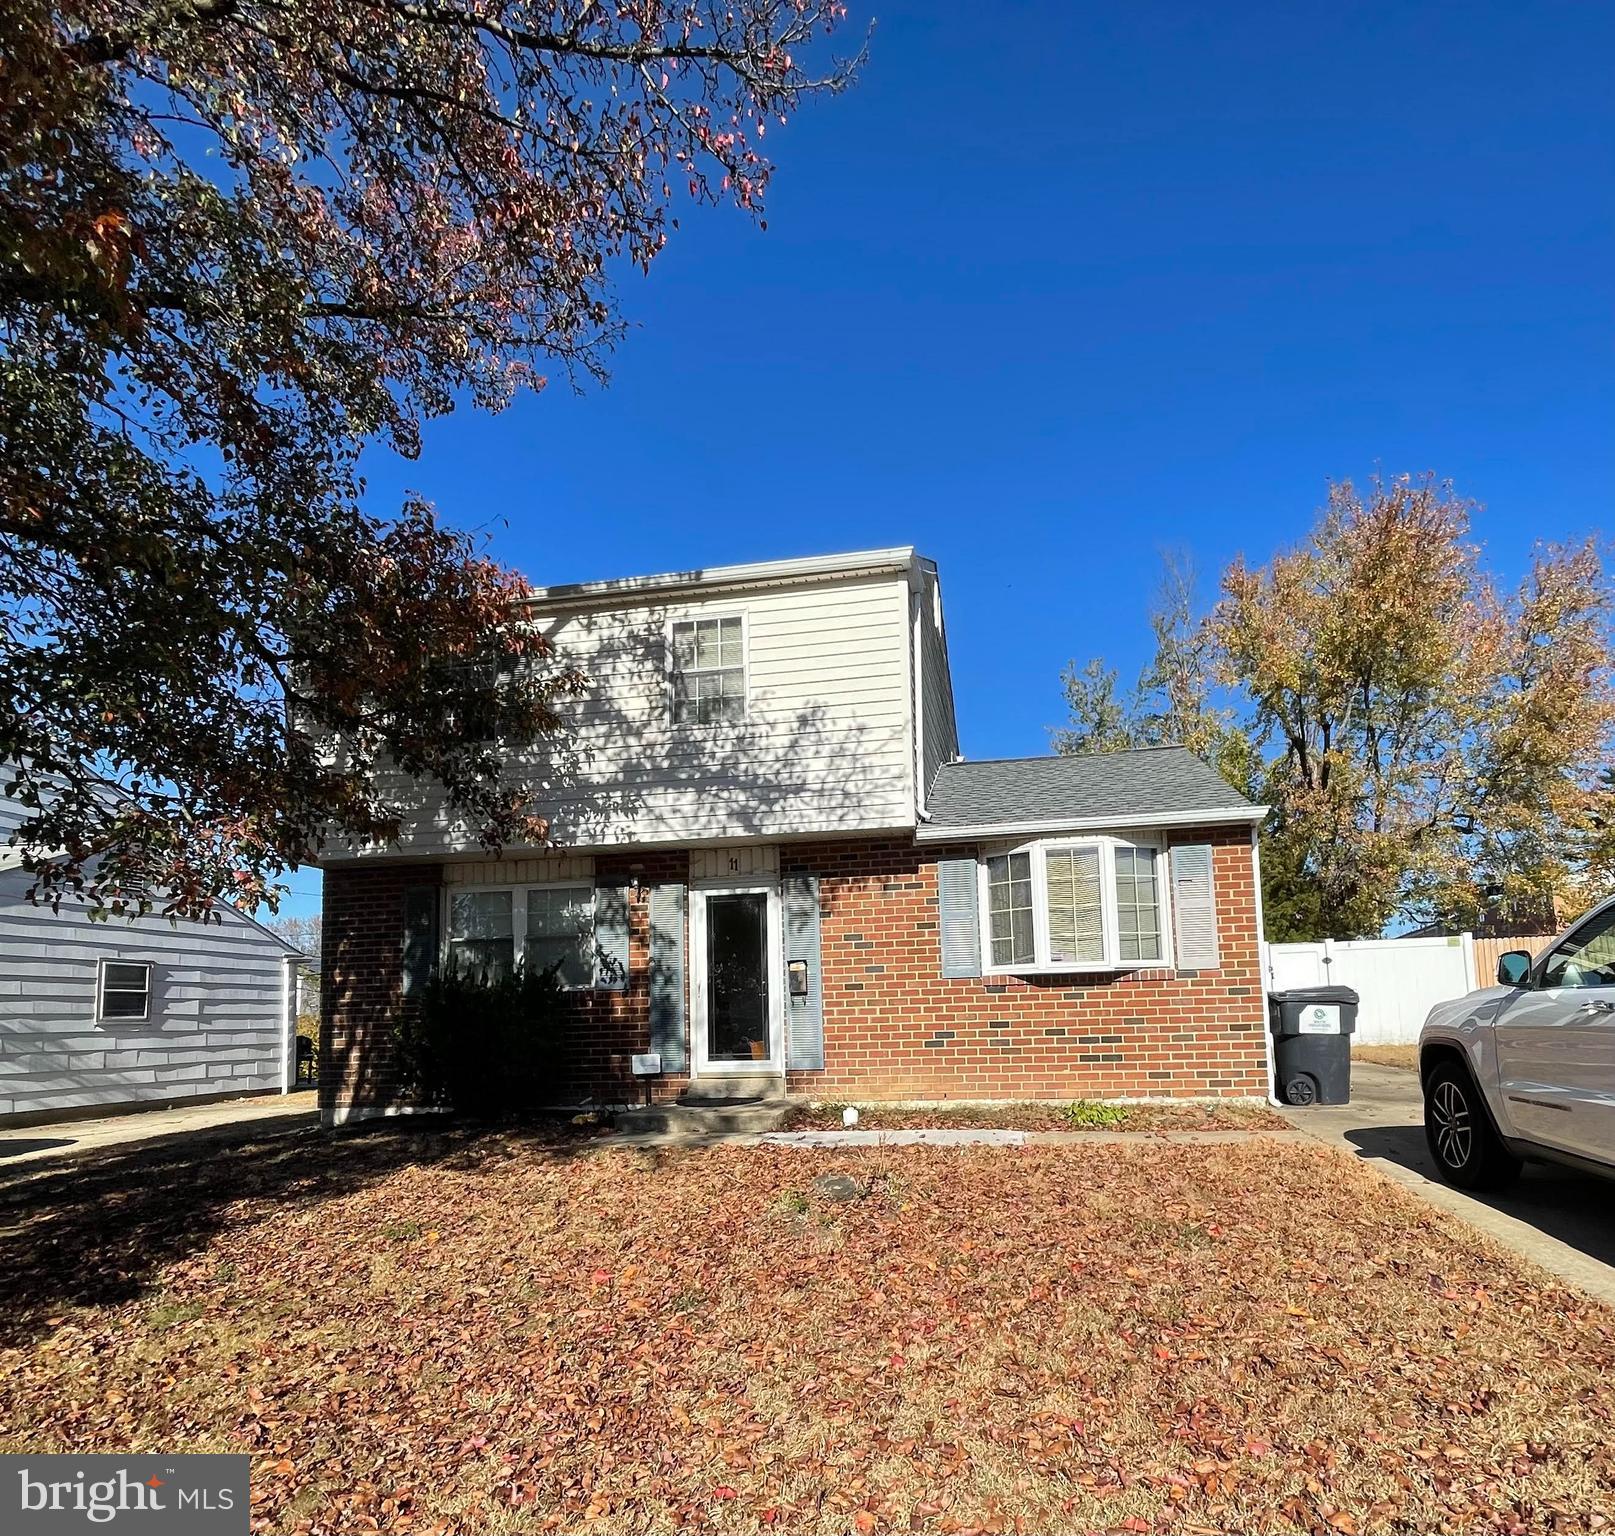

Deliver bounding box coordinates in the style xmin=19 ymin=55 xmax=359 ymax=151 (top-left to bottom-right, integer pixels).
xmin=274 ymin=1 xmax=1613 ymax=922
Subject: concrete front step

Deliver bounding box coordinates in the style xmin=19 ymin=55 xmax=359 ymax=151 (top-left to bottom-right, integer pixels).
xmin=680 ymin=1072 xmax=786 ymax=1103
xmin=614 ymin=1097 xmax=792 ymax=1136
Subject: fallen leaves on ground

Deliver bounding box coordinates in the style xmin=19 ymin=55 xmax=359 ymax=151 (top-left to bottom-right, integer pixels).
xmin=782 ymin=1100 xmax=1290 ymax=1132
xmin=1 ymin=1124 xmax=1611 ymax=1534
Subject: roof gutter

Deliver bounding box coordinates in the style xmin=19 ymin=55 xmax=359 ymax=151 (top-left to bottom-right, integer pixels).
xmin=520 ymin=546 xmax=918 ymax=611
xmin=915 ymin=804 xmax=1270 ymax=843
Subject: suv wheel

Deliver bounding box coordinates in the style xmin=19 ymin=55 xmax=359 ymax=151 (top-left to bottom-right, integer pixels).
xmin=1423 ymin=1060 xmax=1521 ymax=1191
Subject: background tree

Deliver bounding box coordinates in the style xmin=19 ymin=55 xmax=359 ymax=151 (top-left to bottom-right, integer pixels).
xmin=269 ymin=913 xmax=321 ymax=962
xmin=1055 ymin=554 xmax=1253 ymax=784
xmin=1 ymin=0 xmax=859 ymax=918
xmin=1055 ymin=477 xmax=1615 ymax=940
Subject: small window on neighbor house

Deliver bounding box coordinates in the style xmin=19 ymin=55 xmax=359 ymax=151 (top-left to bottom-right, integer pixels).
xmin=671 ymin=616 xmax=745 ymax=724
xmin=99 ymin=960 xmax=152 ymax=1021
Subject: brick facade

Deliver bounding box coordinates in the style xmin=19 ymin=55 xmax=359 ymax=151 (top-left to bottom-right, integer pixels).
xmin=319 ymin=851 xmax=691 ymax=1121
xmin=321 ymin=826 xmax=1267 ymax=1119
xmin=783 ymin=826 xmax=1267 ymax=1101
xmin=321 ymin=862 xmax=436 ymax=1118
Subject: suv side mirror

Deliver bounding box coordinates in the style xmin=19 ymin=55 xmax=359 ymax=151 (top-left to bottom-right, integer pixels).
xmin=1497 ymin=951 xmax=1532 ymax=987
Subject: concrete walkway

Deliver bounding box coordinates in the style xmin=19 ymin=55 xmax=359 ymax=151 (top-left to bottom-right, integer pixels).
xmin=0 ymin=1091 xmax=319 ymax=1171
xmin=1282 ymin=1062 xmax=1615 ymax=1308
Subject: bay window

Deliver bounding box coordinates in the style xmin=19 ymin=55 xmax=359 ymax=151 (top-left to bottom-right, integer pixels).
xmin=447 ymin=885 xmax=596 ymax=988
xmin=980 ymin=838 xmax=1169 ymax=973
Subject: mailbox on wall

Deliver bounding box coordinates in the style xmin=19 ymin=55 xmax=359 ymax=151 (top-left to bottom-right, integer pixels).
xmin=788 ymin=959 xmax=809 ymax=999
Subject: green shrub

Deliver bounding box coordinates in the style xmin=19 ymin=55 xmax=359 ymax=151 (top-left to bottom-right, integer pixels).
xmin=1061 ymin=1099 xmax=1128 ymax=1129
xmin=394 ymin=964 xmax=567 ymax=1116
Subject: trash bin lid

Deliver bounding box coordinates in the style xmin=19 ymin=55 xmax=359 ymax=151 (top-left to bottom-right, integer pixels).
xmin=1268 ymin=985 xmax=1360 ymax=1006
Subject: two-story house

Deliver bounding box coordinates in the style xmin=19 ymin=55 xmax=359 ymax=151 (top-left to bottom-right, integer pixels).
xmin=319 ymin=547 xmax=1271 ymax=1122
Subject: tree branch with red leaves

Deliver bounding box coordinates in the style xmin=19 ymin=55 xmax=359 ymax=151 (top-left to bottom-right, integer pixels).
xmin=0 ymin=0 xmax=862 ymax=917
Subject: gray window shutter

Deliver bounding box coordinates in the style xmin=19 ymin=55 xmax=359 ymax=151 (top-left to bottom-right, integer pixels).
xmin=401 ymin=885 xmax=439 ymax=998
xmin=594 ymin=883 xmax=631 ymax=991
xmin=1171 ymin=844 xmax=1220 ymax=970
xmin=783 ymin=874 xmax=825 ymax=1071
xmin=648 ymin=882 xmax=687 ymax=1071
xmin=937 ymin=856 xmax=981 ymax=978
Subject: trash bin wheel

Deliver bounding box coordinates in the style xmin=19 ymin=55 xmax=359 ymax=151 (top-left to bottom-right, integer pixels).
xmin=1282 ymin=1073 xmax=1317 ymax=1106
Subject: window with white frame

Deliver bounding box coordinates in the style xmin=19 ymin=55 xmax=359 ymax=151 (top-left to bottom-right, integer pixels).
xmin=981 ymin=838 xmax=1169 ymax=972
xmin=670 ymin=615 xmax=745 ymax=724
xmin=98 ymin=960 xmax=153 ymax=1020
xmin=447 ymin=885 xmax=596 ymax=988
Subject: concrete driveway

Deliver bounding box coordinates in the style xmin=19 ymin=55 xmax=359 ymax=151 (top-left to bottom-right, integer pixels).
xmin=1283 ymin=1061 xmax=1615 ymax=1308
xmin=0 ymin=1091 xmax=319 ymax=1173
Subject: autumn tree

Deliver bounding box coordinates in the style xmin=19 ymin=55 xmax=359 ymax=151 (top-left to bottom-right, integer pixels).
xmin=1056 ymin=478 xmax=1615 ymax=940
xmin=1055 ymin=554 xmax=1251 ymax=782
xmin=1 ymin=0 xmax=858 ymax=917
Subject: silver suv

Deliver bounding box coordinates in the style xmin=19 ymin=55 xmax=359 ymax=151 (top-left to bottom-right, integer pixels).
xmin=1419 ymin=897 xmax=1615 ymax=1191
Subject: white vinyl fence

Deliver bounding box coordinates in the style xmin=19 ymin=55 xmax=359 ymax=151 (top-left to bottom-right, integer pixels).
xmin=1263 ymin=934 xmax=1477 ymax=1046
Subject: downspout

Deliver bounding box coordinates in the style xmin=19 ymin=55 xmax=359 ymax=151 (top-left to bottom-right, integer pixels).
xmin=281 ymin=954 xmax=296 ymax=1095
xmin=1251 ymin=825 xmax=1279 ymax=1107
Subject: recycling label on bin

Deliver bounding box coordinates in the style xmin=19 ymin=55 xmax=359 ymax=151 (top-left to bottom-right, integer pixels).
xmin=1298 ymin=1004 xmax=1341 ymax=1035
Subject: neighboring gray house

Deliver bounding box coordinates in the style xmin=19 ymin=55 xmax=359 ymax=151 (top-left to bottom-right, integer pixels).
xmin=0 ymin=796 xmax=304 ymax=1124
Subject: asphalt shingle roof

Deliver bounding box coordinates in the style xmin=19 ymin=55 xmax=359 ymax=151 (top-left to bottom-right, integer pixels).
xmin=921 ymin=746 xmax=1257 ymax=835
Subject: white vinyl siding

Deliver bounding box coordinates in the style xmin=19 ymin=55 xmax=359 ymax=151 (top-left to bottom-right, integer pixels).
xmin=0 ymin=861 xmax=295 ymax=1120
xmin=447 ymin=884 xmax=596 ymax=989
xmin=979 ymin=835 xmax=1171 ymax=974
xmin=917 ymin=566 xmax=959 ymax=800
xmin=343 ymin=572 xmax=915 ymax=851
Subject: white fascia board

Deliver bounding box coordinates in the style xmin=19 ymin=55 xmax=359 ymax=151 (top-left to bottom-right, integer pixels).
xmin=915 ymin=804 xmax=1270 ymax=843
xmin=519 ymin=547 xmax=918 ymax=610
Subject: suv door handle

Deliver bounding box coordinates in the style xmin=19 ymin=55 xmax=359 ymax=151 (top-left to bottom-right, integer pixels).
xmin=1576 ymin=999 xmax=1615 ymax=1015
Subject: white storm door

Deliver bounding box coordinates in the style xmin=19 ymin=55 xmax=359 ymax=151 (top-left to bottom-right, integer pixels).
xmin=690 ymin=882 xmax=784 ymax=1077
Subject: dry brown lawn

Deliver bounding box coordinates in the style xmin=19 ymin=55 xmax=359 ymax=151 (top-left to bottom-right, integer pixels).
xmin=2 ymin=1122 xmax=1612 ymax=1534
xmin=1353 ymin=1045 xmax=1420 ymax=1071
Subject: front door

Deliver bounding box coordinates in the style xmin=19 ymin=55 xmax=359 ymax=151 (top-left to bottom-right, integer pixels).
xmin=691 ymin=884 xmax=781 ymax=1077
xmin=1495 ymin=904 xmax=1615 ymax=1160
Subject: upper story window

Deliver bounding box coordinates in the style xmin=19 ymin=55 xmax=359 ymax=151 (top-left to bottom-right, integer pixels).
xmin=981 ymin=837 xmax=1168 ymax=973
xmin=98 ymin=959 xmax=153 ymax=1020
xmin=447 ymin=885 xmax=597 ymax=988
xmin=671 ymin=615 xmax=745 ymax=725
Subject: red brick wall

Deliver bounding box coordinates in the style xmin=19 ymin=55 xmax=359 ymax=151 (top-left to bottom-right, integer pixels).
xmin=321 ymin=862 xmax=439 ymax=1118
xmin=783 ymin=826 xmax=1268 ymax=1101
xmin=321 ymin=852 xmax=690 ymax=1119
xmin=323 ymin=826 xmax=1267 ymax=1115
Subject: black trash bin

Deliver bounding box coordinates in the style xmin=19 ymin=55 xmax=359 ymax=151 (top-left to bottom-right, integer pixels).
xmin=1268 ymin=985 xmax=1359 ymax=1105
